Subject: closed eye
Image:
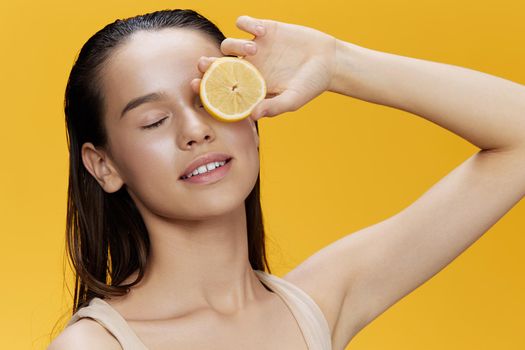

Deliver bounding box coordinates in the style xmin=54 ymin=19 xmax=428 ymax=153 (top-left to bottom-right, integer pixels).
xmin=142 ymin=116 xmax=168 ymax=130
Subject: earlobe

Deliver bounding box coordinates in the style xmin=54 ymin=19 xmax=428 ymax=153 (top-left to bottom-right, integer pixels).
xmin=81 ymin=142 xmax=124 ymax=193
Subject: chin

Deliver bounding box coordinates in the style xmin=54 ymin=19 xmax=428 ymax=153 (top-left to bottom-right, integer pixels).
xmin=197 ymin=183 xmax=252 ymax=214
xmin=180 ymin=172 xmax=258 ymax=219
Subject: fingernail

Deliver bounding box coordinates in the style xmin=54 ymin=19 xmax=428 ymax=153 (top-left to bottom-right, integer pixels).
xmin=256 ymin=25 xmax=265 ymax=36
xmin=244 ymin=42 xmax=256 ymax=54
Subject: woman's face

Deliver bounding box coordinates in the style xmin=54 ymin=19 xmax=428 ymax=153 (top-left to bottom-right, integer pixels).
xmin=91 ymin=28 xmax=260 ymax=220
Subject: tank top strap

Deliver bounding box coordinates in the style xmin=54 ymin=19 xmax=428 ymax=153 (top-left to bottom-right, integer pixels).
xmin=254 ymin=269 xmax=332 ymax=350
xmin=66 ymin=297 xmax=149 ymax=350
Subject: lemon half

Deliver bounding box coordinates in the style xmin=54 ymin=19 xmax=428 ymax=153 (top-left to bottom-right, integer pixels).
xmin=200 ymin=57 xmax=266 ymax=122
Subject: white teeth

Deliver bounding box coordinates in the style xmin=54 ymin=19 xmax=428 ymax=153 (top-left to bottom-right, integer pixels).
xmin=183 ymin=160 xmax=228 ymax=179
xmin=197 ymin=165 xmax=207 ymax=174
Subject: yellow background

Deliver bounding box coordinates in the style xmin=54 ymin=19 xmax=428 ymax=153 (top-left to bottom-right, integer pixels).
xmin=1 ymin=0 xmax=523 ymax=349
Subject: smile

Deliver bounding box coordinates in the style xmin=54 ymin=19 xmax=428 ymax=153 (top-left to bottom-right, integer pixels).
xmin=179 ymin=158 xmax=233 ymax=184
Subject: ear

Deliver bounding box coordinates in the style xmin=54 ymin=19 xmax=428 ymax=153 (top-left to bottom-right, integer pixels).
xmin=81 ymin=142 xmax=124 ymax=193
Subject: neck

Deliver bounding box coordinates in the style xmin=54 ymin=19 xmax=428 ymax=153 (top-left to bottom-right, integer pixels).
xmin=112 ymin=202 xmax=269 ymax=318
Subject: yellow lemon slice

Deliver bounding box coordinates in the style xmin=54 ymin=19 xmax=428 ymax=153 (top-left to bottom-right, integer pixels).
xmin=200 ymin=57 xmax=266 ymax=122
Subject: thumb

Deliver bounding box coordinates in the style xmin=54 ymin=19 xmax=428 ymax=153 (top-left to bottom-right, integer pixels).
xmin=250 ymin=89 xmax=302 ymax=120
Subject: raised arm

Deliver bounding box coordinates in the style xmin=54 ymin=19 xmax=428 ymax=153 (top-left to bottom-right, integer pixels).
xmin=293 ymin=38 xmax=525 ymax=348
xmin=329 ymin=40 xmax=525 ymax=151
xmin=193 ymin=16 xmax=525 ymax=350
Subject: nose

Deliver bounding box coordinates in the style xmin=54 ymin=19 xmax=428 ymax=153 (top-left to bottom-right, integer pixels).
xmin=177 ymin=106 xmax=216 ymax=149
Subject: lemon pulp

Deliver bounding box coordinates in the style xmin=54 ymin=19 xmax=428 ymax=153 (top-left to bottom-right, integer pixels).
xmin=200 ymin=57 xmax=266 ymax=122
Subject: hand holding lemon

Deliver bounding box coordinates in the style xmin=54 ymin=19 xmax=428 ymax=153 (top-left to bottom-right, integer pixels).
xmin=191 ymin=15 xmax=337 ymax=121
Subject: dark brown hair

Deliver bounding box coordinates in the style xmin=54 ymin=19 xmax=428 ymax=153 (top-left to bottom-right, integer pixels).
xmin=57 ymin=8 xmax=270 ymax=328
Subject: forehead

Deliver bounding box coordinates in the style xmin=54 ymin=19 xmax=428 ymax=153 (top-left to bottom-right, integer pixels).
xmin=100 ymin=28 xmax=221 ymax=118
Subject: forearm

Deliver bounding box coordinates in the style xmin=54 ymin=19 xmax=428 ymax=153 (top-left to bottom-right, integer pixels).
xmin=329 ymin=39 xmax=525 ymax=151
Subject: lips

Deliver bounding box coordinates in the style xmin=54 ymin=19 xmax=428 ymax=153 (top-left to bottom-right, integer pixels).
xmin=180 ymin=152 xmax=233 ymax=179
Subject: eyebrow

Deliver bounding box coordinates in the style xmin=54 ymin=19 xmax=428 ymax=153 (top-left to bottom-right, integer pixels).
xmin=120 ymin=91 xmax=168 ymax=119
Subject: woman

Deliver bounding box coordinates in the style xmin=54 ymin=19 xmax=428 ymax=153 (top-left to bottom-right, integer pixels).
xmin=49 ymin=8 xmax=525 ymax=350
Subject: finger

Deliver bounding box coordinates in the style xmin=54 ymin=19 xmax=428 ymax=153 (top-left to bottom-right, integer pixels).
xmin=250 ymin=89 xmax=302 ymax=120
xmin=220 ymin=38 xmax=257 ymax=57
xmin=197 ymin=56 xmax=218 ymax=74
xmin=190 ymin=78 xmax=201 ymax=94
xmin=236 ymin=15 xmax=266 ymax=37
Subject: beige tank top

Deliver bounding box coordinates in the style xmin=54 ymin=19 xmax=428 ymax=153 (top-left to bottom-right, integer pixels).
xmin=66 ymin=269 xmax=332 ymax=350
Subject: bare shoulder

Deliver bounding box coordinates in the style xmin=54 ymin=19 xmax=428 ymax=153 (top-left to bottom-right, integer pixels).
xmin=48 ymin=318 xmax=122 ymax=350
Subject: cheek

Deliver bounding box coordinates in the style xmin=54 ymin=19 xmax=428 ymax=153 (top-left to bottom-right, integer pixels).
xmin=232 ymin=122 xmax=260 ymax=185
xmin=226 ymin=119 xmax=259 ymax=151
xmin=114 ymin=133 xmax=177 ymax=188
xmin=115 ymin=135 xmax=183 ymax=217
